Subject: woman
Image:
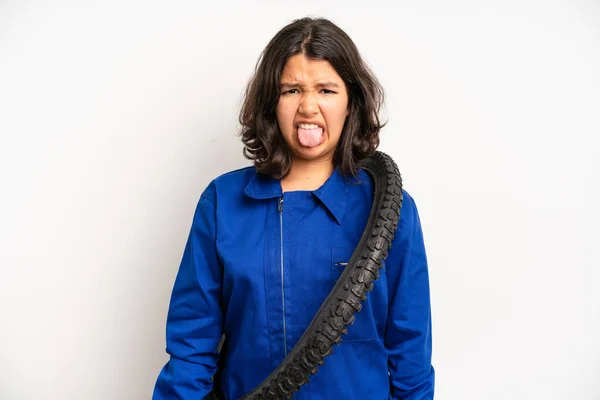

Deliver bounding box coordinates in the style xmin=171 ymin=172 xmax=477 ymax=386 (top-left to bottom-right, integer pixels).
xmin=153 ymin=17 xmax=434 ymax=399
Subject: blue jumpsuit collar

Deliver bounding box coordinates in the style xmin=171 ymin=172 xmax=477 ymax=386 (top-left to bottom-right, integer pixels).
xmin=244 ymin=167 xmax=350 ymax=225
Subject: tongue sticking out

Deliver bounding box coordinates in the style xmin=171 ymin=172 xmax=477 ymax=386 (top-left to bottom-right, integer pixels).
xmin=297 ymin=127 xmax=324 ymax=148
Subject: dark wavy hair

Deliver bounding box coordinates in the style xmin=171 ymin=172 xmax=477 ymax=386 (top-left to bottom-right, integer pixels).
xmin=239 ymin=17 xmax=385 ymax=179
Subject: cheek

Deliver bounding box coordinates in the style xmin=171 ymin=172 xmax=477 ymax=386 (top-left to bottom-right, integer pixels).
xmin=276 ymin=101 xmax=296 ymax=129
xmin=323 ymin=103 xmax=349 ymax=131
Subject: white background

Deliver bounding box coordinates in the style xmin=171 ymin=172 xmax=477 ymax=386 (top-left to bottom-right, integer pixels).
xmin=1 ymin=1 xmax=599 ymax=399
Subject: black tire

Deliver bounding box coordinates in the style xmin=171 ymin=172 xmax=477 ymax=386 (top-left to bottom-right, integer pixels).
xmin=237 ymin=151 xmax=403 ymax=400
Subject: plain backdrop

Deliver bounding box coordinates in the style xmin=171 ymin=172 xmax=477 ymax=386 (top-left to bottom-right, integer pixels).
xmin=1 ymin=1 xmax=599 ymax=399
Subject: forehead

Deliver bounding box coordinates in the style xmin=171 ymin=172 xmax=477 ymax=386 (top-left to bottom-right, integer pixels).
xmin=280 ymin=54 xmax=343 ymax=83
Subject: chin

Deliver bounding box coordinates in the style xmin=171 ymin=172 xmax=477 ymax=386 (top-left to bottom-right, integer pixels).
xmin=293 ymin=145 xmax=334 ymax=161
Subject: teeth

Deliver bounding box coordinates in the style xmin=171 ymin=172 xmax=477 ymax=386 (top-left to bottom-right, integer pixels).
xmin=298 ymin=123 xmax=320 ymax=129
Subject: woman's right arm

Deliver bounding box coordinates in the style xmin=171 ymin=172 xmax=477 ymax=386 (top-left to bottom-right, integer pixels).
xmin=153 ymin=182 xmax=224 ymax=399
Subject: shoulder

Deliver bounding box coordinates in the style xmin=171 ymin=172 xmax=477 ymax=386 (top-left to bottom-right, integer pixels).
xmin=401 ymin=189 xmax=417 ymax=210
xmin=352 ymin=168 xmax=415 ymax=205
xmin=397 ymin=188 xmax=423 ymax=237
xmin=212 ymin=165 xmax=256 ymax=188
xmin=200 ymin=165 xmax=257 ymax=204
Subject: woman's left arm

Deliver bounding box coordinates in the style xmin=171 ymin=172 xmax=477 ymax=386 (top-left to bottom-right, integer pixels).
xmin=385 ymin=190 xmax=435 ymax=399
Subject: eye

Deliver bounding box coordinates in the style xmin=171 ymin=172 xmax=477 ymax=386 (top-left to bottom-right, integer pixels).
xmin=321 ymin=89 xmax=336 ymax=94
xmin=282 ymin=89 xmax=299 ymax=95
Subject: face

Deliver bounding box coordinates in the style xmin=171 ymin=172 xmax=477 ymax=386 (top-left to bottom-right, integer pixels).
xmin=276 ymin=54 xmax=349 ymax=164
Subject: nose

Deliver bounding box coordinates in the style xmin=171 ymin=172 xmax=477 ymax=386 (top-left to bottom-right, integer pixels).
xmin=298 ymin=91 xmax=319 ymax=116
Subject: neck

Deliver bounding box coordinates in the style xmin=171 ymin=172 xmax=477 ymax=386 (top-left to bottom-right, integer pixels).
xmin=281 ymin=157 xmax=335 ymax=192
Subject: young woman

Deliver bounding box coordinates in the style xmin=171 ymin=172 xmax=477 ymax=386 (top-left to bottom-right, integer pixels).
xmin=153 ymin=17 xmax=434 ymax=399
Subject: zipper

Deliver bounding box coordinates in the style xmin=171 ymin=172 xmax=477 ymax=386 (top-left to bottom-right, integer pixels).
xmin=278 ymin=196 xmax=288 ymax=357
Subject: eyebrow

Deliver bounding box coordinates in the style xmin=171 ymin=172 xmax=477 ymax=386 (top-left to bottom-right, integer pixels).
xmin=280 ymin=81 xmax=342 ymax=89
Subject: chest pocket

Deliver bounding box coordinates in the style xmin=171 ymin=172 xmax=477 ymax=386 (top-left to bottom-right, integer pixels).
xmin=331 ymin=246 xmax=383 ymax=342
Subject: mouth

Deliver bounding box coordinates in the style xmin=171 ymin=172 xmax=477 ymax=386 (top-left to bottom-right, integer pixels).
xmin=296 ymin=122 xmax=325 ymax=148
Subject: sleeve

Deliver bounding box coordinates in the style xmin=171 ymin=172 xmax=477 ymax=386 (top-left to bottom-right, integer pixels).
xmin=153 ymin=182 xmax=224 ymax=399
xmin=385 ymin=190 xmax=435 ymax=399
